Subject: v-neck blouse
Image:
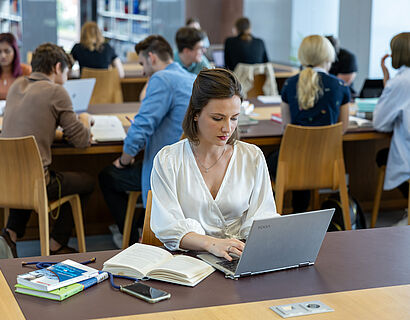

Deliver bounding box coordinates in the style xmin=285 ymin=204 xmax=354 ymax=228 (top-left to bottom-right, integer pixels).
xmin=150 ymin=139 xmax=278 ymax=251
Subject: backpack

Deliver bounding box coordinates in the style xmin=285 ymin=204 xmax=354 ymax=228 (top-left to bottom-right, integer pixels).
xmin=321 ymin=195 xmax=366 ymax=231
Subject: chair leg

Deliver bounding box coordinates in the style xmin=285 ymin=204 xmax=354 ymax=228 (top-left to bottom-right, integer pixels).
xmin=69 ymin=195 xmax=86 ymax=253
xmin=371 ymin=167 xmax=386 ymax=228
xmin=122 ymin=191 xmax=141 ymax=249
xmin=37 ymin=208 xmax=50 ymax=256
xmin=337 ymin=160 xmax=352 ymax=230
xmin=3 ymin=208 xmax=9 ymax=228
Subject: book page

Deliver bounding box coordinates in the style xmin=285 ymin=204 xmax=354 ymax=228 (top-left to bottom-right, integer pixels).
xmin=148 ymin=255 xmax=214 ymax=280
xmin=103 ymin=243 xmax=173 ymax=277
xmin=91 ymin=115 xmax=126 ymax=142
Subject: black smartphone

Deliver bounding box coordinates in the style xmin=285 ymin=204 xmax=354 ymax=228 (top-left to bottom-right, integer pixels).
xmin=120 ymin=282 xmax=171 ymax=303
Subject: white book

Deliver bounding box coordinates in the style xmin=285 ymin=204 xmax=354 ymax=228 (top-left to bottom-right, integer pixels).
xmin=257 ymin=95 xmax=282 ymax=104
xmin=349 ymin=115 xmax=372 ymax=128
xmin=102 ymin=243 xmax=215 ymax=287
xmin=91 ymin=115 xmax=127 ymax=142
xmin=17 ymin=259 xmax=99 ymax=292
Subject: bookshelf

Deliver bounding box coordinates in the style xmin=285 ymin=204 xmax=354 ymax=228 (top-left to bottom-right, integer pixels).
xmin=0 ymin=0 xmax=22 ymax=44
xmin=97 ymin=0 xmax=152 ymax=60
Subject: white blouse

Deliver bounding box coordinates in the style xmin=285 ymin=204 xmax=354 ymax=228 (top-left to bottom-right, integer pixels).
xmin=150 ymin=139 xmax=278 ymax=251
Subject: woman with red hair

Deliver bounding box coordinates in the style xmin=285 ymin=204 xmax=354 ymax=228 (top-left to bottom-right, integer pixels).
xmin=0 ymin=33 xmax=31 ymax=100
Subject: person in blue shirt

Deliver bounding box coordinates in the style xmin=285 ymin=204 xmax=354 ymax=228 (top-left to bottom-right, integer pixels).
xmin=268 ymin=35 xmax=350 ymax=213
xmin=99 ymin=35 xmax=196 ymax=246
xmin=373 ymin=32 xmax=410 ymax=220
xmin=174 ymin=27 xmax=211 ymax=75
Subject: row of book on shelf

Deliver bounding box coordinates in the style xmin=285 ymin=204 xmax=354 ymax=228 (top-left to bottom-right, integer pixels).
xmin=15 ymin=243 xmax=215 ymax=301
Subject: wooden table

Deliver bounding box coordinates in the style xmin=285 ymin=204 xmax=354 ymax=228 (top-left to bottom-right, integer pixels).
xmin=1 ymin=227 xmax=409 ymax=320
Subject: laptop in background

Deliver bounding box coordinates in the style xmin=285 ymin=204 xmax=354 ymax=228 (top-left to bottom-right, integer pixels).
xmin=212 ymin=49 xmax=225 ymax=68
xmin=359 ymin=79 xmax=384 ymax=98
xmin=63 ymin=78 xmax=96 ymax=113
xmin=197 ymin=209 xmax=334 ymax=279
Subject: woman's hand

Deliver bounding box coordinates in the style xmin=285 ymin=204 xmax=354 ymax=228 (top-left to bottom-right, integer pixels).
xmin=206 ymin=238 xmax=245 ymax=261
xmin=381 ymin=54 xmax=390 ymax=86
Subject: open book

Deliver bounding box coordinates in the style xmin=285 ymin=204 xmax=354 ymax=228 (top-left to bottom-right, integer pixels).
xmin=102 ymin=243 xmax=215 ymax=287
xmin=91 ymin=115 xmax=127 ymax=142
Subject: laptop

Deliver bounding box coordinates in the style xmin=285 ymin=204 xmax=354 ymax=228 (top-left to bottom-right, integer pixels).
xmin=197 ymin=209 xmax=334 ymax=279
xmin=63 ymin=78 xmax=96 ymax=113
xmin=359 ymin=79 xmax=384 ymax=98
xmin=212 ymin=49 xmax=225 ymax=68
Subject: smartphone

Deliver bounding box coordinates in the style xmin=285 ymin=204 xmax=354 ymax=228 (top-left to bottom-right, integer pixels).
xmin=120 ymin=282 xmax=171 ymax=303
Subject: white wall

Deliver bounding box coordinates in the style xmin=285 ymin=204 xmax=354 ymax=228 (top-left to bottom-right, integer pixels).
xmin=244 ymin=0 xmax=292 ymax=64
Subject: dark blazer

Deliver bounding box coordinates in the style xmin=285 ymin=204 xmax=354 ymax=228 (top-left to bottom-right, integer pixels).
xmin=224 ymin=34 xmax=268 ymax=71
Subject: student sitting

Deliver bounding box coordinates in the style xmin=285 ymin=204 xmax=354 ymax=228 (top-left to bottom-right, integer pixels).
xmin=99 ymin=35 xmax=196 ymax=246
xmin=174 ymin=27 xmax=211 ymax=75
xmin=373 ymin=32 xmax=410 ymax=223
xmin=151 ymin=69 xmax=278 ymax=261
xmin=0 ymin=33 xmax=31 ymax=100
xmin=224 ymin=17 xmax=268 ymax=71
xmin=71 ymin=21 xmax=124 ymax=78
xmin=267 ymin=35 xmax=350 ymax=213
xmin=0 ymin=43 xmax=94 ymax=258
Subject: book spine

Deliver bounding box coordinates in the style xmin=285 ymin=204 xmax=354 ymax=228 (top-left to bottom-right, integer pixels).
xmin=79 ymin=272 xmax=109 ymax=290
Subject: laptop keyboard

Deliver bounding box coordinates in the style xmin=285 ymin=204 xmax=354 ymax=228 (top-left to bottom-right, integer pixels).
xmin=216 ymin=258 xmax=240 ymax=273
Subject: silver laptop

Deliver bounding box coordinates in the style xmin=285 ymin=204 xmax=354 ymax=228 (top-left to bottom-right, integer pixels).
xmin=63 ymin=78 xmax=96 ymax=113
xmin=197 ymin=209 xmax=334 ymax=279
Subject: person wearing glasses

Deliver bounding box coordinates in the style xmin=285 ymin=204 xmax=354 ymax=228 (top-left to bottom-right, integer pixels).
xmin=174 ymin=27 xmax=211 ymax=75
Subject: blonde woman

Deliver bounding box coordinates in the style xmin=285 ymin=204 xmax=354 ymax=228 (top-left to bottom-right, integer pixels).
xmin=71 ymin=21 xmax=124 ymax=78
xmin=268 ymin=35 xmax=350 ymax=213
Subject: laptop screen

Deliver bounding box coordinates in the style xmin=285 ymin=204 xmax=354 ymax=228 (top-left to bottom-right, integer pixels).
xmin=212 ymin=50 xmax=225 ymax=68
xmin=63 ymin=78 xmax=96 ymax=113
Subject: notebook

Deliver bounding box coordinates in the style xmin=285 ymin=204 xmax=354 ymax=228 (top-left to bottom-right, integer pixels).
xmin=91 ymin=115 xmax=126 ymax=142
xmin=197 ymin=209 xmax=334 ymax=279
xmin=63 ymin=78 xmax=96 ymax=113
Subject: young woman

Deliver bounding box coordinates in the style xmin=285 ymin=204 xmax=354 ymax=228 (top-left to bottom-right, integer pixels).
xmin=71 ymin=21 xmax=124 ymax=78
xmin=150 ymin=69 xmax=278 ymax=261
xmin=0 ymin=33 xmax=31 ymax=100
xmin=224 ymin=17 xmax=268 ymax=71
xmin=373 ymin=32 xmax=410 ymax=205
xmin=269 ymin=35 xmax=350 ymax=213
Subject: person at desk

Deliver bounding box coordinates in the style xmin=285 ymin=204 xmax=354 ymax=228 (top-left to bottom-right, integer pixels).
xmin=174 ymin=27 xmax=211 ymax=75
xmin=151 ymin=69 xmax=278 ymax=261
xmin=268 ymin=35 xmax=350 ymax=213
xmin=326 ymin=35 xmax=358 ymax=98
xmin=0 ymin=43 xmax=94 ymax=258
xmin=224 ymin=17 xmax=268 ymax=71
xmin=186 ymin=17 xmax=210 ymax=49
xmin=71 ymin=21 xmax=124 ymax=78
xmin=373 ymin=32 xmax=410 ymax=223
xmin=0 ymin=33 xmax=31 ymax=100
xmin=99 ymin=35 xmax=195 ymax=246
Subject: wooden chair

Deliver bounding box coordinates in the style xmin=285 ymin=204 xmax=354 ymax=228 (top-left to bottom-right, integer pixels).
xmin=141 ymin=190 xmax=162 ymax=246
xmin=371 ymin=166 xmax=410 ymax=227
xmin=126 ymin=51 xmax=139 ymax=62
xmin=81 ymin=67 xmax=123 ymax=104
xmin=275 ymin=123 xmax=352 ymax=230
xmin=247 ymin=74 xmax=266 ymax=98
xmin=0 ymin=136 xmax=86 ymax=256
xmin=121 ymin=191 xmax=141 ymax=249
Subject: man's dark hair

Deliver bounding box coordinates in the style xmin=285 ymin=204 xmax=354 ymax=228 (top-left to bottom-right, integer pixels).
xmin=135 ymin=35 xmax=173 ymax=62
xmin=175 ymin=27 xmax=205 ymax=53
xmin=31 ymin=43 xmax=73 ymax=74
xmin=186 ymin=17 xmax=200 ymax=26
xmin=325 ymin=35 xmax=340 ymax=54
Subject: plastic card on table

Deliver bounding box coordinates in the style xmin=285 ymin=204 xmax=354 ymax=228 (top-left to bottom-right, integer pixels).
xmin=270 ymin=300 xmax=334 ymax=318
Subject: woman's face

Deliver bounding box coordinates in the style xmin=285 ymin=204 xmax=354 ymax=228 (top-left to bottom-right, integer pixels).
xmin=0 ymin=42 xmax=15 ymax=68
xmin=195 ymin=95 xmax=241 ymax=147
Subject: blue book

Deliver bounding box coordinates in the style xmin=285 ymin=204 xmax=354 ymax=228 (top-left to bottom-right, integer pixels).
xmin=17 ymin=259 xmax=99 ymax=292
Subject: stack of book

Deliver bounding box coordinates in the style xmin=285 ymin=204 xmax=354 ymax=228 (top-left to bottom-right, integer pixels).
xmin=15 ymin=259 xmax=107 ymax=301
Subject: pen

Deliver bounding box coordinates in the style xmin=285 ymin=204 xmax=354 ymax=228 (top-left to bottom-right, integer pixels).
xmin=125 ymin=116 xmax=134 ymax=124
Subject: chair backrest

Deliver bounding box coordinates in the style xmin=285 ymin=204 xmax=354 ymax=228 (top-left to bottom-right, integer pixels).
xmin=233 ymin=62 xmax=278 ymax=98
xmin=0 ymin=136 xmax=47 ymax=213
xmin=81 ymin=67 xmax=123 ymax=104
xmin=126 ymin=51 xmax=139 ymax=62
xmin=141 ymin=191 xmax=163 ymax=246
xmin=277 ymin=123 xmax=344 ymax=191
